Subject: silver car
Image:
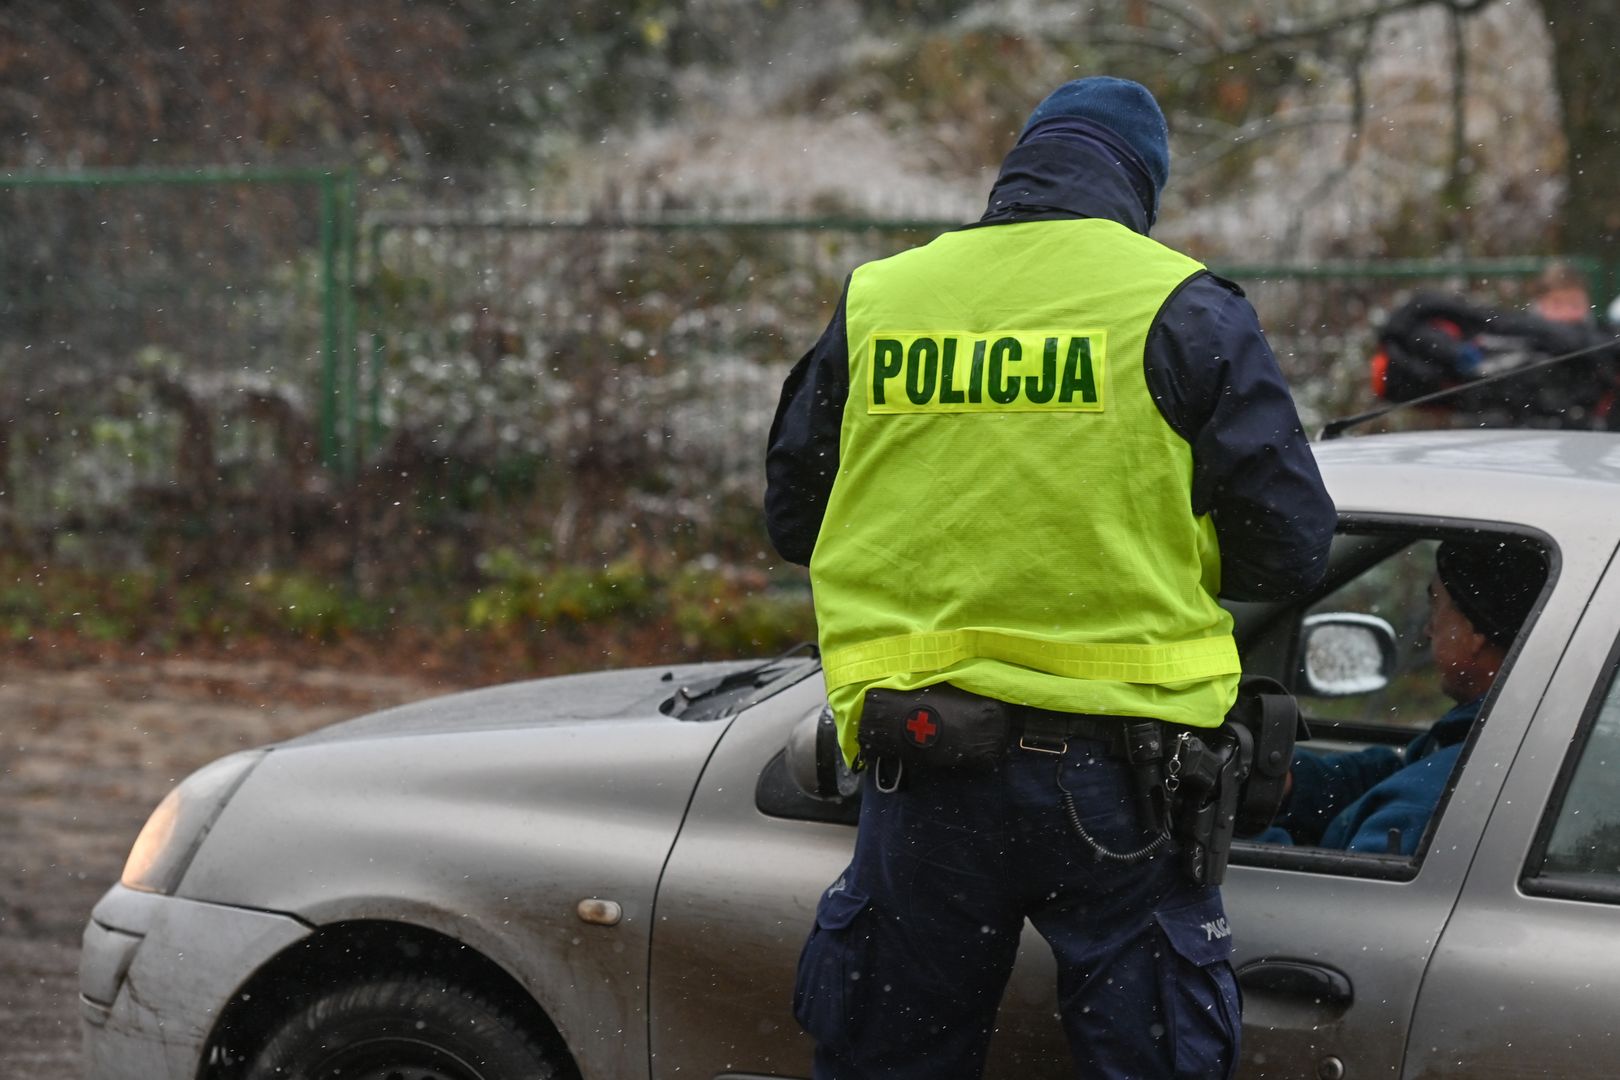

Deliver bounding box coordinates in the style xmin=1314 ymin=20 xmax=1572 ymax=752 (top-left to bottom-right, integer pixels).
xmin=82 ymin=428 xmax=1620 ymax=1080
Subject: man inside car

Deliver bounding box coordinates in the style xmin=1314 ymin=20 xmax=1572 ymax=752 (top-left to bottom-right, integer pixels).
xmin=1261 ymin=537 xmax=1547 ymax=855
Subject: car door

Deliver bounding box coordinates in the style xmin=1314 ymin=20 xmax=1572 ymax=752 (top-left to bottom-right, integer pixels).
xmin=647 ymin=519 xmax=1583 ymax=1080
xmin=1224 ymin=520 xmax=1579 ymax=1080
xmin=1400 ymin=541 xmax=1620 ymax=1078
xmin=646 ymin=669 xmax=1072 ymax=1079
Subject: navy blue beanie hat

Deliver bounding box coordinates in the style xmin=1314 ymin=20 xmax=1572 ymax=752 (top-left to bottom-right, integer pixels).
xmin=1019 ymin=77 xmax=1170 ymax=201
xmin=1436 ymin=538 xmax=1547 ymax=648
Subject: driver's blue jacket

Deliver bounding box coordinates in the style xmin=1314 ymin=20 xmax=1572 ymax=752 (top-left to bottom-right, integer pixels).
xmin=1261 ymin=697 xmax=1482 ymax=856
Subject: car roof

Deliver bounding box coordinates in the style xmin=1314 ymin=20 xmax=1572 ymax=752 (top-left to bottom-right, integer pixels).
xmin=1313 ymin=429 xmax=1620 ymax=535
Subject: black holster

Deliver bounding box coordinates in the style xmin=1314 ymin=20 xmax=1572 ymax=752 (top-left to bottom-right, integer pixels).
xmin=1166 ymin=725 xmax=1248 ymax=887
xmin=1163 ymin=677 xmax=1303 ymax=887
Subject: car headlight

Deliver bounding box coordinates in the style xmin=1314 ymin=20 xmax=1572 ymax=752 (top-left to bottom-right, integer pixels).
xmin=121 ymin=750 xmax=267 ymax=895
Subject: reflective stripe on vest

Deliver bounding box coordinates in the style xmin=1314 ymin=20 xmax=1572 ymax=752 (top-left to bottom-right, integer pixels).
xmin=821 ymin=628 xmax=1241 ymax=691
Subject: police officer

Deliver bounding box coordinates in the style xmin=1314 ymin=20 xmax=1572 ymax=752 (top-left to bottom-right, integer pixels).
xmin=765 ymin=77 xmax=1336 ymax=1079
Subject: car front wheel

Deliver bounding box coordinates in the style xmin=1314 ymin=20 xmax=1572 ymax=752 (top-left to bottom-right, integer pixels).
xmin=243 ymin=974 xmax=560 ymax=1080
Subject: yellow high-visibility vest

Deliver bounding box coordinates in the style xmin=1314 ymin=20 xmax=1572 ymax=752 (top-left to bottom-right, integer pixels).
xmin=811 ymin=217 xmax=1240 ymax=765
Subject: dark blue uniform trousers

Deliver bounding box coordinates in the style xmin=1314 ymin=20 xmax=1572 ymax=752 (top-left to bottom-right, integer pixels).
xmin=793 ymin=737 xmax=1240 ymax=1079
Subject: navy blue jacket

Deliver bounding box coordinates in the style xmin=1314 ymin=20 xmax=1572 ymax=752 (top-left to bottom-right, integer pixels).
xmin=764 ymin=131 xmax=1335 ymax=602
xmin=1264 ymin=696 xmax=1482 ymax=855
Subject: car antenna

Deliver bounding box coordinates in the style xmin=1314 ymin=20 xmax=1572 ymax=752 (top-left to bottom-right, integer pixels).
xmin=1318 ymin=334 xmax=1620 ymax=440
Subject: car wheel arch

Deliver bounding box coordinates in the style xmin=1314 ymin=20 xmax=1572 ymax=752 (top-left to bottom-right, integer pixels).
xmin=199 ymin=919 xmax=580 ymax=1080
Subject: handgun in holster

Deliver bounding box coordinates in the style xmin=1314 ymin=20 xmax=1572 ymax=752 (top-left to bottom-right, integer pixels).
xmin=1170 ymin=726 xmax=1249 ymax=886
xmin=1165 ymin=677 xmax=1304 ymax=887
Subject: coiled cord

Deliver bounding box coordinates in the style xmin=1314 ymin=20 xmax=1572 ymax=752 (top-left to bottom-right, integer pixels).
xmin=1055 ymin=761 xmax=1173 ymax=864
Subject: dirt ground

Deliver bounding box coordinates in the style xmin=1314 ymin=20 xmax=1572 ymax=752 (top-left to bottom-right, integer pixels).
xmin=0 ymin=656 xmax=459 ymax=1079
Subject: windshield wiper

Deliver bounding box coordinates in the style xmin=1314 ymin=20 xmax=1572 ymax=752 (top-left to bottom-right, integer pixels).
xmin=661 ymin=642 xmax=818 ymax=719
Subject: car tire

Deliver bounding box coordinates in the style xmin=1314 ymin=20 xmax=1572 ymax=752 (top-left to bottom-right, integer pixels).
xmin=242 ymin=974 xmax=560 ymax=1080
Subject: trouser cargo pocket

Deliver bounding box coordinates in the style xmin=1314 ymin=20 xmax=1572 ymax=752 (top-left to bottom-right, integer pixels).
xmin=793 ymin=882 xmax=872 ymax=1051
xmin=1153 ymin=891 xmax=1242 ymax=1080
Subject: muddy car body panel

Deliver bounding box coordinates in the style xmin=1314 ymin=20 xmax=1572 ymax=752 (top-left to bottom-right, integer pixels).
xmin=82 ymin=887 xmax=310 ymax=1079
xmin=186 ymin=725 xmax=722 ymax=1076
xmin=80 ymin=660 xmax=812 ymax=1080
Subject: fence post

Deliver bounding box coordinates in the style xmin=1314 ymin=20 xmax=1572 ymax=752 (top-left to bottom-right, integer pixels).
xmin=340 ymin=169 xmax=360 ymax=477
xmin=318 ymin=172 xmax=342 ymax=471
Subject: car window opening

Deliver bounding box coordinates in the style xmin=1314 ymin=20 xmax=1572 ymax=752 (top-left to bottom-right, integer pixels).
xmin=1241 ymin=525 xmax=1553 ymax=869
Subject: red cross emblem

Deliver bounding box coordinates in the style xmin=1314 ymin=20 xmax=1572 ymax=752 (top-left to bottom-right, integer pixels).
xmin=905 ymin=706 xmax=940 ymax=748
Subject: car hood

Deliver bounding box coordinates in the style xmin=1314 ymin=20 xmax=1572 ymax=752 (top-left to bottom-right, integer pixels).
xmin=180 ymin=657 xmax=822 ymax=926
xmin=283 ymin=659 xmax=776 ymax=746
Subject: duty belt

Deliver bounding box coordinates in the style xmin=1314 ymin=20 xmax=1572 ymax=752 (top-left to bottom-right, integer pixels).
xmin=1011 ymin=708 xmax=1138 ymax=757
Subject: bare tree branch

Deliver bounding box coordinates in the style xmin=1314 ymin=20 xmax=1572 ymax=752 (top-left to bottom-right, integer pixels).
xmin=1088 ymin=26 xmax=1207 ymax=56
xmin=1444 ymin=5 xmax=1470 ymax=208
xmin=1133 ymin=0 xmax=1228 ymax=49
xmin=1281 ymin=21 xmax=1379 ymax=255
xmin=1177 ymin=105 xmax=1358 ymax=177
xmin=1215 ymin=0 xmax=1495 ymax=56
xmin=1089 ymin=0 xmax=1497 ymax=70
xmin=1342 ymin=16 xmax=1377 ymax=169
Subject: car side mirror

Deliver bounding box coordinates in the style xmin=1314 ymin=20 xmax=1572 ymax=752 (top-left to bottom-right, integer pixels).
xmin=786 ymin=704 xmax=860 ymax=800
xmin=1299 ymin=613 xmax=1398 ymax=697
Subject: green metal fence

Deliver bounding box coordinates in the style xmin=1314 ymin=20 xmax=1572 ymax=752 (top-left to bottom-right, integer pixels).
xmin=365 ymin=213 xmax=1605 ymax=440
xmin=363 ymin=212 xmax=1602 ymax=554
xmin=0 ymin=166 xmax=361 ymax=471
xmin=2 ymin=168 xmax=1609 ymax=578
xmin=360 ymin=212 xmax=966 ymax=564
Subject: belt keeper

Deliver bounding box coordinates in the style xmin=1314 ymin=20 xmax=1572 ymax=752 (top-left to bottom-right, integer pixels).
xmin=1018 ymin=714 xmax=1072 ymax=755
xmin=1018 ymin=732 xmax=1069 ymax=755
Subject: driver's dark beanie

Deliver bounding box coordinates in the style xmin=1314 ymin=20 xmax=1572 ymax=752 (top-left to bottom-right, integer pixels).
xmin=1018 ymin=77 xmax=1170 ymax=201
xmin=1436 ymin=539 xmax=1548 ymax=648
